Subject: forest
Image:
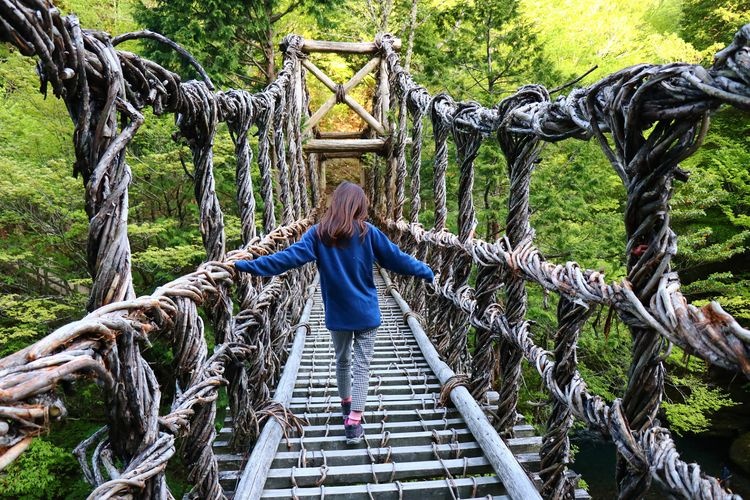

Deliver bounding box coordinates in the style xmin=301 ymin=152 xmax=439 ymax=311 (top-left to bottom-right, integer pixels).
xmin=0 ymin=0 xmax=748 ymax=497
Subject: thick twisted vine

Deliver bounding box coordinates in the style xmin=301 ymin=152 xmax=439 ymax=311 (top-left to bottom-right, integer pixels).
xmin=226 ymin=217 xmax=314 ymax=446
xmin=495 ymin=87 xmax=547 ymax=434
xmin=540 ymin=298 xmax=593 ymax=499
xmin=430 ymin=93 xmax=453 ymax=231
xmin=469 ymin=250 xmax=506 ymax=400
xmin=393 ymin=78 xmax=409 ymax=220
xmin=407 ymin=90 xmax=427 ymax=224
xmin=176 ymin=81 xmax=235 ymax=352
xmin=286 ymin=54 xmax=307 ymax=218
xmin=390 ymin=219 xmax=741 ymax=499
xmin=274 ymin=87 xmax=295 ymax=226
xmin=0 ymin=4 xmax=142 ymax=311
xmin=221 ymin=89 xmax=258 ymax=245
xmin=583 ymin=64 xmax=712 ymax=498
xmin=301 ymin=63 xmax=321 ymax=209
xmin=256 ymin=95 xmax=277 ymax=234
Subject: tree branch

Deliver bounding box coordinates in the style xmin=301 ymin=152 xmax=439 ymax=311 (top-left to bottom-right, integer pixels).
xmin=243 ymin=55 xmax=270 ymax=81
xmin=550 ymin=65 xmax=599 ymax=94
xmin=270 ymin=1 xmax=303 ymax=23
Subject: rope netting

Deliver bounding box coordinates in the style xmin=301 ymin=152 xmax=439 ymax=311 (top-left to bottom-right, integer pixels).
xmin=0 ymin=0 xmax=749 ymax=498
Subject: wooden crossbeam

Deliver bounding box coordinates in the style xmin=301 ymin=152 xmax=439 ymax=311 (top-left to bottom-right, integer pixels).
xmin=315 ymin=131 xmax=365 ymax=139
xmin=301 ymin=39 xmax=401 ymax=54
xmin=304 ymin=56 xmax=380 ymax=134
xmin=302 ymin=138 xmax=385 ymax=153
xmin=302 ymin=58 xmax=386 ymax=135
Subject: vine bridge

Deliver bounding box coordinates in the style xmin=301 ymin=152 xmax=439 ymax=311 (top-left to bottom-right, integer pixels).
xmin=1 ymin=1 xmax=750 ymax=499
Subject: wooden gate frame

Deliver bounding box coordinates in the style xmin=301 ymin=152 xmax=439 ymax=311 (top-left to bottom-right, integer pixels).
xmin=300 ymin=39 xmax=401 ymax=155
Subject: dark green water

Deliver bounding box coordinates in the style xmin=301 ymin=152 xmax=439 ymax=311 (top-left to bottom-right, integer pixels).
xmin=571 ymin=431 xmax=750 ymax=498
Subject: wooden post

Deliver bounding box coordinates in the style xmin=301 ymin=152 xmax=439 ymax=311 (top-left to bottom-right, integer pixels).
xmin=377 ymin=56 xmax=391 ymax=217
xmin=379 ymin=269 xmax=543 ymax=500
xmin=320 ymin=158 xmax=327 ymax=202
xmin=378 ymin=57 xmax=390 ymax=134
xmin=294 ymin=57 xmax=307 ymax=214
xmin=233 ymin=275 xmax=319 ymax=499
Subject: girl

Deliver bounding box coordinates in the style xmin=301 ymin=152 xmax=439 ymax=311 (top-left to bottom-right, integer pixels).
xmin=234 ymin=182 xmax=434 ymax=444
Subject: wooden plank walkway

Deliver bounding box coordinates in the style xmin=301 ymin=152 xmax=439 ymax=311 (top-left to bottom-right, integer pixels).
xmin=215 ymin=272 xmax=590 ymax=499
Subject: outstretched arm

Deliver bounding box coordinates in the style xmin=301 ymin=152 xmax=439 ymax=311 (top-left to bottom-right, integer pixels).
xmin=235 ymin=228 xmax=317 ymax=276
xmin=371 ymin=226 xmax=434 ymax=280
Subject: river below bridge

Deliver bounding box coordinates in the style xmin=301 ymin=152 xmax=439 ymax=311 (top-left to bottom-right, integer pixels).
xmin=571 ymin=430 xmax=750 ymax=498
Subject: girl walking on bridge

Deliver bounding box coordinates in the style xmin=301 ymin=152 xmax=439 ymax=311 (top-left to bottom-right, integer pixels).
xmin=234 ymin=182 xmax=434 ymax=444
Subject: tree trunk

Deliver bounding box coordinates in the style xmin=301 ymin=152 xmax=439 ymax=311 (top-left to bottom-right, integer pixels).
xmin=404 ymin=0 xmax=418 ymax=71
xmin=264 ymin=0 xmax=276 ymax=83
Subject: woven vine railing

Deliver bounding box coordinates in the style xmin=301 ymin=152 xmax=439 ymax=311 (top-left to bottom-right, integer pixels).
xmin=375 ymin=27 xmax=750 ymax=500
xmin=1 ymin=0 xmax=749 ymax=498
xmin=0 ymin=1 xmax=318 ymax=498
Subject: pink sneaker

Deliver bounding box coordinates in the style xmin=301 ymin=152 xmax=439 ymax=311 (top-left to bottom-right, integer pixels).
xmin=344 ymin=423 xmax=364 ymax=444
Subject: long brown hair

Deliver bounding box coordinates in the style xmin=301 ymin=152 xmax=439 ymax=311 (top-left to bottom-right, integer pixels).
xmin=318 ymin=182 xmax=369 ymax=247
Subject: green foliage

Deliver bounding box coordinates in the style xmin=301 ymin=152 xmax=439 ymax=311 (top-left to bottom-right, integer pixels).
xmin=576 ymin=318 xmax=633 ymax=402
xmin=663 ymin=375 xmax=737 ymax=435
xmin=55 ymin=0 xmax=139 ymax=34
xmin=658 ymin=347 xmax=742 ymax=437
xmin=680 ymin=0 xmax=750 ymax=61
xmin=0 ymin=439 xmax=89 ymax=500
xmin=134 ymin=0 xmax=264 ymax=87
xmin=0 ymin=156 xmax=88 ymax=275
xmin=0 ymin=46 xmax=73 ymax=163
xmin=682 ymin=272 xmax=750 ymax=323
xmin=0 ymin=294 xmax=85 ymax=357
xmin=530 ymin=141 xmax=627 ymax=277
xmin=427 ymin=0 xmax=551 ymax=99
xmin=0 ymin=45 xmax=89 ymax=292
xmin=672 ymin=108 xmax=750 ymax=320
xmin=520 ymin=0 xmax=703 ymax=81
xmin=134 ymin=0 xmax=344 ymax=88
xmin=133 ymin=241 xmax=206 ymax=286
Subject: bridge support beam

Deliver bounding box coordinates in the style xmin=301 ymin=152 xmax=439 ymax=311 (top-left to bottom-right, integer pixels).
xmin=303 ymin=138 xmax=386 ymax=154
xmin=379 ymin=269 xmax=542 ymax=500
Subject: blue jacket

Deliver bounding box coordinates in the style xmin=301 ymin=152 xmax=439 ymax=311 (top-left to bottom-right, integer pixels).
xmin=234 ymin=223 xmax=433 ymax=331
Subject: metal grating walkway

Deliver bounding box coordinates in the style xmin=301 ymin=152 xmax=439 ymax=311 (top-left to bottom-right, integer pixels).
xmin=215 ymin=271 xmax=588 ymax=499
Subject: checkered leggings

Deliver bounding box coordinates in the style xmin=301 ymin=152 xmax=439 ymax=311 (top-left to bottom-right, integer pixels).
xmin=330 ymin=328 xmax=378 ymax=412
